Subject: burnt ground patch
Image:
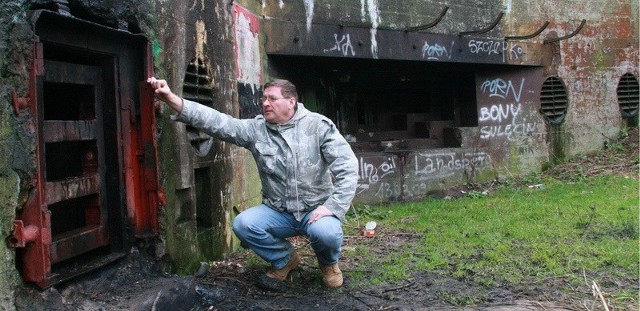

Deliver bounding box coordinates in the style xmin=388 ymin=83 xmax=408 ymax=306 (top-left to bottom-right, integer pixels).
xmin=18 ymin=218 xmax=634 ymax=311
xmin=21 ymin=231 xmax=582 ymax=311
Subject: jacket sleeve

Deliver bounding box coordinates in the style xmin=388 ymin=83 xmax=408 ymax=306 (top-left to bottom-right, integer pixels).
xmin=318 ymin=119 xmax=359 ymax=221
xmin=172 ymin=99 xmax=256 ymax=148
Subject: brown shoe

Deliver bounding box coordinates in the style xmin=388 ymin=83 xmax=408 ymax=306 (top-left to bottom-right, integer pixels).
xmin=265 ymin=251 xmax=301 ymax=281
xmin=319 ymin=262 xmax=343 ymax=288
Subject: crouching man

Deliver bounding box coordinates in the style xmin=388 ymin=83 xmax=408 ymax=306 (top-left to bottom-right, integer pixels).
xmin=147 ymin=77 xmax=359 ymax=288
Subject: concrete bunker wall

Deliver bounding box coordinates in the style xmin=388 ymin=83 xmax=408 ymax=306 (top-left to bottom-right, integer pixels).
xmin=0 ymin=0 xmax=637 ymax=305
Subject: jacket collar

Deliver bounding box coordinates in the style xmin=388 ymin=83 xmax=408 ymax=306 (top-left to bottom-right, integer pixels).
xmin=265 ymin=103 xmax=308 ymax=130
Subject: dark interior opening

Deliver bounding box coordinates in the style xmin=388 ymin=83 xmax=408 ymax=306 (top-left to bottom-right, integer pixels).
xmin=195 ymin=167 xmax=213 ymax=229
xmin=268 ymin=55 xmax=478 ymax=150
xmin=43 ymin=82 xmax=96 ymax=120
xmin=45 ymin=141 xmax=98 ymax=181
xmin=50 ymin=194 xmax=99 ymax=236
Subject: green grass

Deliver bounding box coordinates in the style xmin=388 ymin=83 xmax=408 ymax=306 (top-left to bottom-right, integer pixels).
xmin=344 ymin=175 xmax=639 ymax=306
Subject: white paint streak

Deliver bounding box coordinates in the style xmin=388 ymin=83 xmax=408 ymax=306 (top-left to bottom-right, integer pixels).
xmin=366 ymin=0 xmax=380 ymax=58
xmin=303 ymin=0 xmax=314 ymax=32
xmin=370 ymin=29 xmax=378 ymax=59
xmin=505 ymin=0 xmax=512 ymax=13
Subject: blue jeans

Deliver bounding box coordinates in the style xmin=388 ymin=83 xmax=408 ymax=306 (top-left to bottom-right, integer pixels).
xmin=232 ymin=204 xmax=343 ymax=269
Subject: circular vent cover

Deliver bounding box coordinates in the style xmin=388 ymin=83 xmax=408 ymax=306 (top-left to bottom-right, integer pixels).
xmin=617 ymin=73 xmax=639 ymax=118
xmin=540 ymin=76 xmax=568 ymax=124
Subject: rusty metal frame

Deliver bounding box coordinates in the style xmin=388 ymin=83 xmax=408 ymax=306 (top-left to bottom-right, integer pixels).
xmin=458 ymin=11 xmax=504 ymax=36
xmin=405 ymin=6 xmax=449 ymax=32
xmin=543 ymin=19 xmax=586 ymax=44
xmin=505 ymin=21 xmax=549 ymax=41
xmin=8 ymin=10 xmax=163 ymax=288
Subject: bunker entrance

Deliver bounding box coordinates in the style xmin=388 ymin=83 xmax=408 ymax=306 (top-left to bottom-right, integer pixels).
xmin=269 ymin=56 xmax=479 ymax=150
xmin=9 ymin=10 xmax=162 ymax=288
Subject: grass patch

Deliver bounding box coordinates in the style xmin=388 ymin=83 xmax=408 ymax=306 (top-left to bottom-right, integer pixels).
xmin=344 ymin=175 xmax=639 ymax=306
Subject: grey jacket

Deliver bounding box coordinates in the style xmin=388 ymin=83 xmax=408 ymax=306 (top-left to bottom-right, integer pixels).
xmin=175 ymin=99 xmax=359 ymax=222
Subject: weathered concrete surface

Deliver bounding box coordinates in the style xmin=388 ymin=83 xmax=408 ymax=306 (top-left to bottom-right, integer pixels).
xmin=259 ymin=0 xmax=638 ymax=202
xmin=0 ymin=169 xmax=21 ymax=311
xmin=507 ymin=0 xmax=640 ymax=157
xmin=0 ymin=1 xmax=637 ymax=306
xmin=1 ymin=1 xmax=39 ymax=309
xmin=153 ymin=0 xmax=263 ymax=273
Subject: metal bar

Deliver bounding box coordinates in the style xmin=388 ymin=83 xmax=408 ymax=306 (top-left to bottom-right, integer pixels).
xmin=505 ymin=21 xmax=549 ymax=41
xmin=7 ymin=221 xmax=40 ymax=248
xmin=544 ymin=19 xmax=586 ymax=44
xmin=405 ymin=6 xmax=449 ymax=32
xmin=50 ymin=225 xmax=107 ymax=263
xmin=458 ymin=11 xmax=504 ymax=36
xmin=43 ymin=120 xmax=97 ymax=143
xmin=45 ymin=174 xmax=100 ymax=205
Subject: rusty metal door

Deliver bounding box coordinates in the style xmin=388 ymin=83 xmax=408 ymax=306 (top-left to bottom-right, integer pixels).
xmin=9 ymin=10 xmax=163 ymax=288
xmin=40 ymin=60 xmax=111 ymax=264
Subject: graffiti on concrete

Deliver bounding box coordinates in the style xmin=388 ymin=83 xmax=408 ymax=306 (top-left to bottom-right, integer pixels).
xmin=421 ymin=40 xmax=455 ymax=60
xmin=356 ymin=152 xmax=492 ymax=199
xmin=414 ymin=152 xmax=492 ymax=179
xmin=468 ymin=39 xmax=503 ymax=56
xmin=480 ymin=77 xmax=524 ymax=102
xmin=467 ymin=40 xmax=525 ymax=63
xmin=358 ymin=155 xmax=397 ymax=185
xmin=479 ymin=104 xmax=538 ymax=140
xmin=324 ymin=33 xmax=356 ymax=56
xmin=509 ymin=44 xmax=524 ymax=60
xmin=479 ymin=77 xmax=538 ymax=140
xmin=480 ymin=103 xmax=522 ymax=123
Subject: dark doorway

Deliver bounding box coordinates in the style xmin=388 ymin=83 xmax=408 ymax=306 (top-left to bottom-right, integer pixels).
xmin=269 ymin=56 xmax=478 ymax=149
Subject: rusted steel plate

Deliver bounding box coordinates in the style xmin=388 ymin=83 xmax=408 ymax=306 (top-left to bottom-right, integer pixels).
xmin=45 ymin=174 xmax=100 ymax=205
xmin=50 ymin=225 xmax=108 ymax=263
xmin=43 ymin=120 xmax=97 ymax=143
xmin=264 ymin=20 xmax=542 ymax=66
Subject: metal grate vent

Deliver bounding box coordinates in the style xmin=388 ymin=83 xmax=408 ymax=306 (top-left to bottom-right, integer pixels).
xmin=617 ymin=73 xmax=639 ymax=118
xmin=183 ymin=58 xmax=214 ymax=106
xmin=540 ymin=76 xmax=568 ymax=124
xmin=182 ymin=58 xmax=215 ymax=156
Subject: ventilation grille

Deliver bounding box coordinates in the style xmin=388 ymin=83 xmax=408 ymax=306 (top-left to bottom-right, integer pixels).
xmin=182 ymin=58 xmax=214 ymax=156
xmin=617 ymin=73 xmax=639 ymax=118
xmin=540 ymin=77 xmax=568 ymax=124
xmin=183 ymin=58 xmax=214 ymax=106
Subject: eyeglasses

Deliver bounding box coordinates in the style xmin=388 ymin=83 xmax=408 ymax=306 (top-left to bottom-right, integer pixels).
xmin=261 ymin=96 xmax=289 ymax=102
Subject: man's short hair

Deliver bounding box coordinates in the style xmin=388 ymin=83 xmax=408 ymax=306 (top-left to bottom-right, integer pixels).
xmin=264 ymin=79 xmax=298 ymax=102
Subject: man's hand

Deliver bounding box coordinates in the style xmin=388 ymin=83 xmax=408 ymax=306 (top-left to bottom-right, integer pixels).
xmin=308 ymin=205 xmax=334 ymax=224
xmin=147 ymin=77 xmax=184 ymax=113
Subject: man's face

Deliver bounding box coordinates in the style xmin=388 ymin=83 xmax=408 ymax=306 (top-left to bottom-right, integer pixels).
xmin=262 ymin=86 xmax=295 ymax=124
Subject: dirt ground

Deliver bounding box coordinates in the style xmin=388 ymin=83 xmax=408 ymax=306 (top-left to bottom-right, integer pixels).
xmin=18 ymin=128 xmax=638 ymax=311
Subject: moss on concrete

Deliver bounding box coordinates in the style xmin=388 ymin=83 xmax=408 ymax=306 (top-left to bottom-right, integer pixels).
xmin=0 ymin=169 xmax=20 ymax=311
